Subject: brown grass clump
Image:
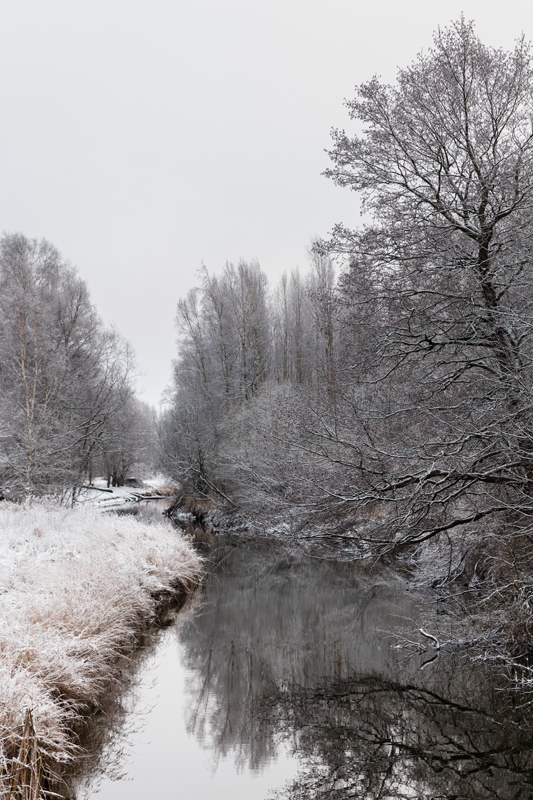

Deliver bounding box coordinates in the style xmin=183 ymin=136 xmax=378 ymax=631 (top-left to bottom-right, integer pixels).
xmin=0 ymin=501 xmax=202 ymax=797
xmin=5 ymin=709 xmax=42 ymax=800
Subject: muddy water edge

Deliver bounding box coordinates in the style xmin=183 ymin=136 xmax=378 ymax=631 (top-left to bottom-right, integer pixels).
xmin=70 ymin=499 xmax=533 ymax=799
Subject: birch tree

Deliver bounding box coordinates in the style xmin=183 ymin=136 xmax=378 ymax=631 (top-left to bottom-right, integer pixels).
xmin=0 ymin=234 xmax=137 ymax=498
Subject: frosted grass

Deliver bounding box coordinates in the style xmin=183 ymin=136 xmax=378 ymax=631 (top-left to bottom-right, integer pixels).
xmin=0 ymin=501 xmax=202 ymax=792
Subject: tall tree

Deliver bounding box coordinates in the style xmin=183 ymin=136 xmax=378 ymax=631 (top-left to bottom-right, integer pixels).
xmin=0 ymin=234 xmax=137 ymax=498
xmin=318 ymin=19 xmax=533 ymax=552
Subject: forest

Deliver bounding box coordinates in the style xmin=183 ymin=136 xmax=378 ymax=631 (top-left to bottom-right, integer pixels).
xmin=0 ymin=233 xmax=154 ymax=499
xmin=161 ymin=19 xmax=533 ymax=661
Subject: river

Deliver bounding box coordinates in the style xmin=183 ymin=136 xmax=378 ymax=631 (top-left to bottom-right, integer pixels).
xmin=74 ymin=500 xmax=533 ymax=799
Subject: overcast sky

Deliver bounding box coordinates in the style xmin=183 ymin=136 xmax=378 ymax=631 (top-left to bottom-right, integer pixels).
xmin=1 ymin=1 xmax=532 ymax=405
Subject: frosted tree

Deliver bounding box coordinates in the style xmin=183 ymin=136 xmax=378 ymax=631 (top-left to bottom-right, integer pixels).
xmin=161 ymin=254 xmax=341 ymax=506
xmin=0 ymin=234 xmax=137 ymax=498
xmin=312 ymin=18 xmax=533 ymax=553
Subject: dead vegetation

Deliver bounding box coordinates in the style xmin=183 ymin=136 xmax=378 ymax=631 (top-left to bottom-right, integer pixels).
xmin=0 ymin=501 xmax=202 ymax=797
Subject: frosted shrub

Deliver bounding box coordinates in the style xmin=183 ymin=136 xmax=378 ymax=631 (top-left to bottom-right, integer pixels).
xmin=0 ymin=501 xmax=202 ymax=791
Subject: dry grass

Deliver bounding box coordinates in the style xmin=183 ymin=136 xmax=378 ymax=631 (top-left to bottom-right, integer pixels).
xmin=0 ymin=501 xmax=202 ymax=796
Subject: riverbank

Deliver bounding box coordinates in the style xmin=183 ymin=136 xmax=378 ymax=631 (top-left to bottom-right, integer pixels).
xmin=78 ymin=475 xmax=178 ymax=509
xmin=0 ymin=500 xmax=202 ymax=796
xmin=168 ymin=494 xmax=533 ymax=686
xmin=81 ymin=534 xmax=533 ymax=800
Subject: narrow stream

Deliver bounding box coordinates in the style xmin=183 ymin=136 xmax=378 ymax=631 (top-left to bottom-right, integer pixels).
xmin=76 ymin=501 xmax=533 ymax=799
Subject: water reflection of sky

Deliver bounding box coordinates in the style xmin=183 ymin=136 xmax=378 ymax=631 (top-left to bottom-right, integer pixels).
xmin=80 ymin=534 xmax=416 ymax=799
xmin=84 ymin=630 xmax=298 ymax=799
xmin=78 ymin=516 xmax=533 ymax=800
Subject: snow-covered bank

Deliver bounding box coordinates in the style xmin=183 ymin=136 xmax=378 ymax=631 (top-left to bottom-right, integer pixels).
xmin=77 ymin=475 xmax=178 ymax=510
xmin=0 ymin=501 xmax=202 ymax=793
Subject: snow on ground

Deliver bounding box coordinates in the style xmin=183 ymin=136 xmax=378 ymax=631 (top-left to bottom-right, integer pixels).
xmin=78 ymin=475 xmax=178 ymax=508
xmin=0 ymin=500 xmax=202 ymax=789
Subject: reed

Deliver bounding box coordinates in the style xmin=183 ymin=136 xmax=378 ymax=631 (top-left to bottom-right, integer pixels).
xmin=0 ymin=501 xmax=202 ymax=797
xmin=5 ymin=709 xmax=42 ymax=800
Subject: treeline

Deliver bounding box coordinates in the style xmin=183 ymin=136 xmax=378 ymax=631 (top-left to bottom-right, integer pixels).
xmin=162 ymin=19 xmax=533 ymax=598
xmin=159 ymin=255 xmax=341 ymax=511
xmin=0 ymin=233 xmax=152 ymax=499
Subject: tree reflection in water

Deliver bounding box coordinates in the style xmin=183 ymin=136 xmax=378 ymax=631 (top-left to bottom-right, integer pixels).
xmin=177 ymin=541 xmax=533 ymax=799
xmin=267 ymin=670 xmax=533 ymax=799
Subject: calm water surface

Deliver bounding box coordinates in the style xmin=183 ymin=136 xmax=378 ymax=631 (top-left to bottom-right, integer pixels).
xmin=77 ymin=501 xmax=533 ymax=799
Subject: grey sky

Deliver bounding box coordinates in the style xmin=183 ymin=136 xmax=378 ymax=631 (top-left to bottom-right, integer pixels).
xmin=0 ymin=1 xmax=532 ymax=405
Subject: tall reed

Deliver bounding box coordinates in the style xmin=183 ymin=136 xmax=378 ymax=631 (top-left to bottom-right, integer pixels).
xmin=0 ymin=501 xmax=202 ymax=797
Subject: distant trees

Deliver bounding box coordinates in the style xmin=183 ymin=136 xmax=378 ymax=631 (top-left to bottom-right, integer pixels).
xmin=160 ymin=256 xmax=337 ymax=501
xmin=0 ymin=233 xmax=143 ymax=498
xmin=271 ymin=255 xmax=335 ymax=395
xmin=99 ymin=396 xmax=156 ymax=488
xmin=160 ymin=260 xmax=272 ymax=498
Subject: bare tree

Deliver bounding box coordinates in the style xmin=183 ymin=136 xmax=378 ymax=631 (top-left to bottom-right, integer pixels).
xmin=162 ymin=261 xmax=274 ymax=498
xmin=302 ymin=19 xmax=533 ymax=555
xmin=0 ymin=234 xmax=138 ymax=498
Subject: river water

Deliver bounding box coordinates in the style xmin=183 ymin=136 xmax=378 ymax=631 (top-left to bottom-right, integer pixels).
xmin=75 ymin=500 xmax=533 ymax=799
